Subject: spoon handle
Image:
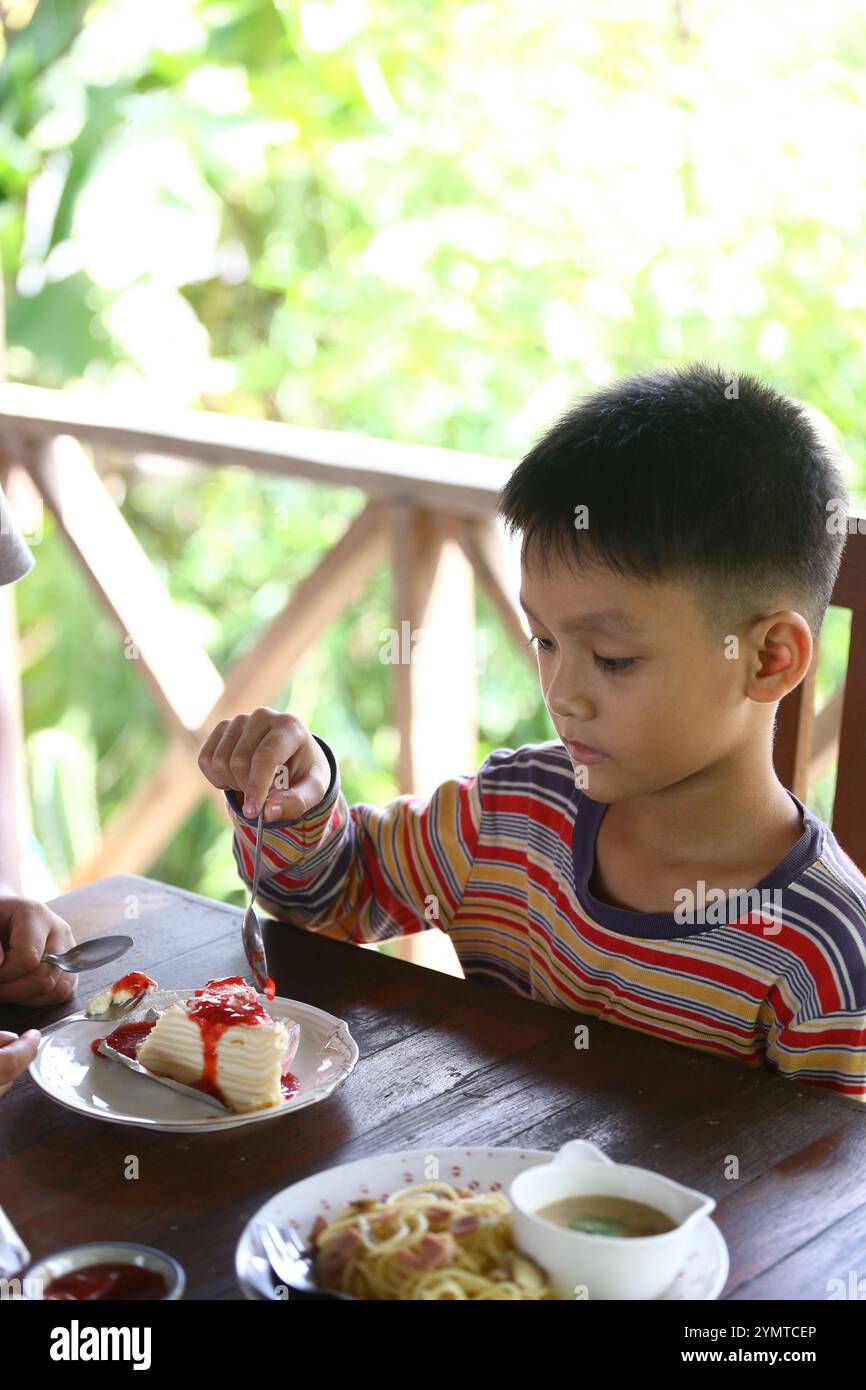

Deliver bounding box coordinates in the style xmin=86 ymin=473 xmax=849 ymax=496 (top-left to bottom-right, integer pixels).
xmin=250 ymin=808 xmax=265 ymax=900
xmin=242 ymin=809 xmax=272 ymax=996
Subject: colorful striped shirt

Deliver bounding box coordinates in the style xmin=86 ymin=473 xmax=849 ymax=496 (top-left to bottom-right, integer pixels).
xmin=226 ymin=736 xmax=866 ymax=1102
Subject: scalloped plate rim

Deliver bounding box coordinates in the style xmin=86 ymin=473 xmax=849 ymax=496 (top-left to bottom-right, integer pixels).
xmin=235 ymin=1144 xmax=729 ymax=1301
xmin=28 ymin=991 xmax=359 ymax=1133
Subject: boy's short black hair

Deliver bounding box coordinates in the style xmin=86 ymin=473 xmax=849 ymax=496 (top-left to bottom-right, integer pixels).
xmin=497 ymin=361 xmax=849 ymax=642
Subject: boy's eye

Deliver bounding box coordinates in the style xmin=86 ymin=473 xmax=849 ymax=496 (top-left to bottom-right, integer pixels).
xmin=526 ymin=635 xmax=635 ymax=674
xmin=592 ymin=654 xmax=636 ymax=674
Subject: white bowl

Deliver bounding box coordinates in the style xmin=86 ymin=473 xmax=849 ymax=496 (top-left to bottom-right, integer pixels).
xmin=510 ymin=1140 xmax=716 ymax=1299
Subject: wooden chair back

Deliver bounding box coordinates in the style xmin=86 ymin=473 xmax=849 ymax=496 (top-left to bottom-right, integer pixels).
xmin=774 ymin=518 xmax=866 ymax=873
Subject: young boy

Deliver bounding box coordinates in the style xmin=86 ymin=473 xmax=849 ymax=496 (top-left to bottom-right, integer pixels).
xmin=199 ymin=362 xmax=866 ymax=1102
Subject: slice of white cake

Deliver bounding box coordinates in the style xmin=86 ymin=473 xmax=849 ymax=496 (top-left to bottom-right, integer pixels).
xmin=137 ymin=976 xmax=299 ymax=1113
xmin=86 ymin=971 xmax=157 ymax=1017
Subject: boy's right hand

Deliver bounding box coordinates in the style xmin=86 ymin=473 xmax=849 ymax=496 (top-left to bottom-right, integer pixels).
xmin=198 ymin=708 xmax=331 ymax=822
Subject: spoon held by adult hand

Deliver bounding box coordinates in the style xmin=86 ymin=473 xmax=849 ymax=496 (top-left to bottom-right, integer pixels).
xmin=40 ymin=935 xmax=134 ymax=974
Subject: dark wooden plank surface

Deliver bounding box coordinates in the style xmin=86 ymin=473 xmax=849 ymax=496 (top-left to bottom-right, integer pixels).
xmin=2 ymin=874 xmax=865 ymax=1301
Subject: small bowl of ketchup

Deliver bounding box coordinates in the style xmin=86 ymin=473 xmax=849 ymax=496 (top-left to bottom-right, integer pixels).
xmin=23 ymin=1242 xmax=184 ymax=1301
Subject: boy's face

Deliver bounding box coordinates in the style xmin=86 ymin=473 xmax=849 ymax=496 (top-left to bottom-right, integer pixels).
xmin=519 ymin=551 xmax=766 ymax=804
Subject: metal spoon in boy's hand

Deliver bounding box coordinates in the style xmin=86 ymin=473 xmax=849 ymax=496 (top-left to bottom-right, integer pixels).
xmin=241 ymin=807 xmax=275 ymax=1000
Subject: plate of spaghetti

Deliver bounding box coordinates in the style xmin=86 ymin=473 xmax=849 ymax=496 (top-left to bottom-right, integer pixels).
xmin=234 ymin=1146 xmax=728 ymax=1300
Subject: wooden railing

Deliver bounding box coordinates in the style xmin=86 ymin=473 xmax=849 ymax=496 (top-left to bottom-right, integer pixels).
xmin=0 ymin=384 xmax=528 ymax=889
xmin=0 ymin=382 xmax=863 ymax=890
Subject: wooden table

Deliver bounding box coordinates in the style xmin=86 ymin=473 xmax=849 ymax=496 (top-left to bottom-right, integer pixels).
xmin=2 ymin=874 xmax=866 ymax=1301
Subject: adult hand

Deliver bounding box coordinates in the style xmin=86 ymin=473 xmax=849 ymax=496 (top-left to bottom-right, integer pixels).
xmin=0 ymin=896 xmax=78 ymax=1006
xmin=0 ymin=1029 xmax=40 ymax=1097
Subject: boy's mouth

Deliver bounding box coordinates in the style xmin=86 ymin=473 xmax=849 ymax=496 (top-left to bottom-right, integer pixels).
xmin=564 ymin=739 xmax=608 ymax=765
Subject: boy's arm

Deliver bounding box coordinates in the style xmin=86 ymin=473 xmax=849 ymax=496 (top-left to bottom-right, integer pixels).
xmin=224 ymin=735 xmax=485 ymax=943
xmin=761 ymin=999 xmax=866 ymax=1102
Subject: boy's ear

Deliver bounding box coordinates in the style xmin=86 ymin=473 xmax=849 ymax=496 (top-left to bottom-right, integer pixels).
xmin=747 ymin=611 xmax=813 ymax=701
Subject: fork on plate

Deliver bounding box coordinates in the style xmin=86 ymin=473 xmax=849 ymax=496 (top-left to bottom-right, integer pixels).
xmin=38 ymin=990 xmax=148 ymax=1035
xmin=254 ymin=1220 xmax=356 ymax=1301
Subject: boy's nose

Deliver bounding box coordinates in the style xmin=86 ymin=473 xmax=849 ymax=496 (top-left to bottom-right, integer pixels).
xmin=547 ymin=689 xmax=596 ymax=725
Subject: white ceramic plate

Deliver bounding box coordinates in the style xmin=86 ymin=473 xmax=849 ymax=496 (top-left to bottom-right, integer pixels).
xmin=236 ymin=1145 xmax=729 ymax=1300
xmin=29 ymin=991 xmax=358 ymax=1133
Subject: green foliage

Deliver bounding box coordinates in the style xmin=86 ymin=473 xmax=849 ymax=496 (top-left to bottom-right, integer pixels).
xmin=27 ymin=726 xmax=101 ymax=882
xmin=3 ymin=0 xmax=864 ymax=894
